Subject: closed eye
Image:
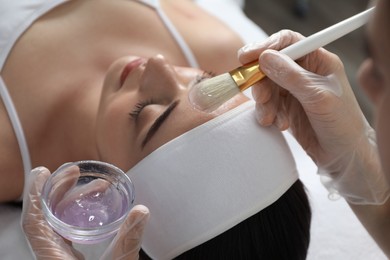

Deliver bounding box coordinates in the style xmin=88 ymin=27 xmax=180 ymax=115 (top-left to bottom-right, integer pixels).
xmin=129 ymin=100 xmax=153 ymax=120
xmin=142 ymin=100 xmax=179 ymax=148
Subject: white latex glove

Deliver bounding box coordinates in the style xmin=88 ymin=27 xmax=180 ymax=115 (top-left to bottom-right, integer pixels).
xmin=238 ymin=30 xmax=390 ymax=204
xmin=21 ymin=167 xmax=149 ymax=260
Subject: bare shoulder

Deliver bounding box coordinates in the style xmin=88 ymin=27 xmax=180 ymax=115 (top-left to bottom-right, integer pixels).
xmin=0 ymin=108 xmax=24 ymax=202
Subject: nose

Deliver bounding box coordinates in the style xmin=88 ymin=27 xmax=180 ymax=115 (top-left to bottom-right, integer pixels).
xmin=139 ymin=55 xmax=186 ymax=100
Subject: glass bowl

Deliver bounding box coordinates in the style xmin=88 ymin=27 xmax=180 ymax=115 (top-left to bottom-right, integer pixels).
xmin=41 ymin=160 xmax=134 ymax=244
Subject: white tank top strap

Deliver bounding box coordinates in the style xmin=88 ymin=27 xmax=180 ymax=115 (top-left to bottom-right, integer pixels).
xmin=135 ymin=0 xmax=159 ymax=8
xmin=0 ymin=0 xmax=60 ymax=200
xmin=0 ymin=0 xmax=70 ymax=70
xmin=0 ymin=76 xmax=32 ymax=191
xmin=134 ymin=0 xmax=200 ymax=68
xmin=0 ymin=0 xmax=201 ymax=201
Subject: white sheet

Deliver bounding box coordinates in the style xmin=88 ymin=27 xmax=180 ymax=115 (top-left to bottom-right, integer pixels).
xmin=284 ymin=132 xmax=387 ymax=260
xmin=0 ymin=204 xmax=30 ymax=259
xmin=0 ymin=137 xmax=386 ymax=260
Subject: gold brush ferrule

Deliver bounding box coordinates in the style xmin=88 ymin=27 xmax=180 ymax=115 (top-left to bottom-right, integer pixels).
xmin=229 ymin=61 xmax=266 ymax=92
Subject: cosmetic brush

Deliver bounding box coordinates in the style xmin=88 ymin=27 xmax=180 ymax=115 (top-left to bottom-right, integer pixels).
xmin=188 ymin=7 xmax=374 ymax=113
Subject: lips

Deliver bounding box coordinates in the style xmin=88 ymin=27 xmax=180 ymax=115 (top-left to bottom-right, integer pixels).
xmin=120 ymin=58 xmax=145 ymax=86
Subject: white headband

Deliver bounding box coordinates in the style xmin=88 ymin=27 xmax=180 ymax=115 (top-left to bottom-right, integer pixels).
xmin=127 ymin=101 xmax=298 ymax=259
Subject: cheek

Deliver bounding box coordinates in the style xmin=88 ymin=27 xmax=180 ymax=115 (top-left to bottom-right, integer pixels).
xmin=96 ymin=97 xmax=137 ymax=169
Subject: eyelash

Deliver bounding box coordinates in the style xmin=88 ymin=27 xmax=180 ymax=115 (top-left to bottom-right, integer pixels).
xmin=129 ymin=99 xmax=153 ymax=120
xmin=129 ymin=72 xmax=215 ymax=120
xmin=194 ymin=71 xmax=215 ymax=84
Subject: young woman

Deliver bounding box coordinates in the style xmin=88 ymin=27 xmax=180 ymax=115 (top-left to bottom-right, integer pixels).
xmin=0 ymin=0 xmax=265 ymax=202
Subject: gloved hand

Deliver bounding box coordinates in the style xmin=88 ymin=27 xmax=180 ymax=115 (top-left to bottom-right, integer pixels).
xmin=21 ymin=167 xmax=149 ymax=259
xmin=237 ymin=30 xmax=390 ymax=204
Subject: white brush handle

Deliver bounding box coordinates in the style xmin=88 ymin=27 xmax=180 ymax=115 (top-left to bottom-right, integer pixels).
xmin=281 ymin=7 xmax=374 ymax=60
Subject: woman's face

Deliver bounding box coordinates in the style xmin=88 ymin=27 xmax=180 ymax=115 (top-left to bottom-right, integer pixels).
xmin=96 ymin=54 xmax=248 ymax=170
xmin=358 ymin=0 xmax=390 ymax=175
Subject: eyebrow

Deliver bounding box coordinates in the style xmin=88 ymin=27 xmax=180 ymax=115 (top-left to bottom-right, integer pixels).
xmin=141 ymin=100 xmax=180 ymax=148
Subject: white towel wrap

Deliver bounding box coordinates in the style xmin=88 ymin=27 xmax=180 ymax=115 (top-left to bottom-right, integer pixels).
xmin=127 ymin=100 xmax=298 ymax=259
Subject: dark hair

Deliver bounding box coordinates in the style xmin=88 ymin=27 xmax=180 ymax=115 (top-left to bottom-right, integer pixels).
xmin=140 ymin=180 xmax=311 ymax=260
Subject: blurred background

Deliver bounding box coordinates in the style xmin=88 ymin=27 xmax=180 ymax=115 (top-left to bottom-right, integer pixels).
xmin=244 ymin=0 xmax=373 ymax=123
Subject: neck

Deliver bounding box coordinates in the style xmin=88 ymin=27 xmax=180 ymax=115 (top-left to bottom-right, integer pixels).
xmin=29 ymin=89 xmax=101 ymax=172
xmin=0 ymin=78 xmax=100 ymax=203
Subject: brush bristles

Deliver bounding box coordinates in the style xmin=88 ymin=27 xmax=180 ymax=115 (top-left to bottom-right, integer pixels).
xmin=188 ymin=73 xmax=240 ymax=113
